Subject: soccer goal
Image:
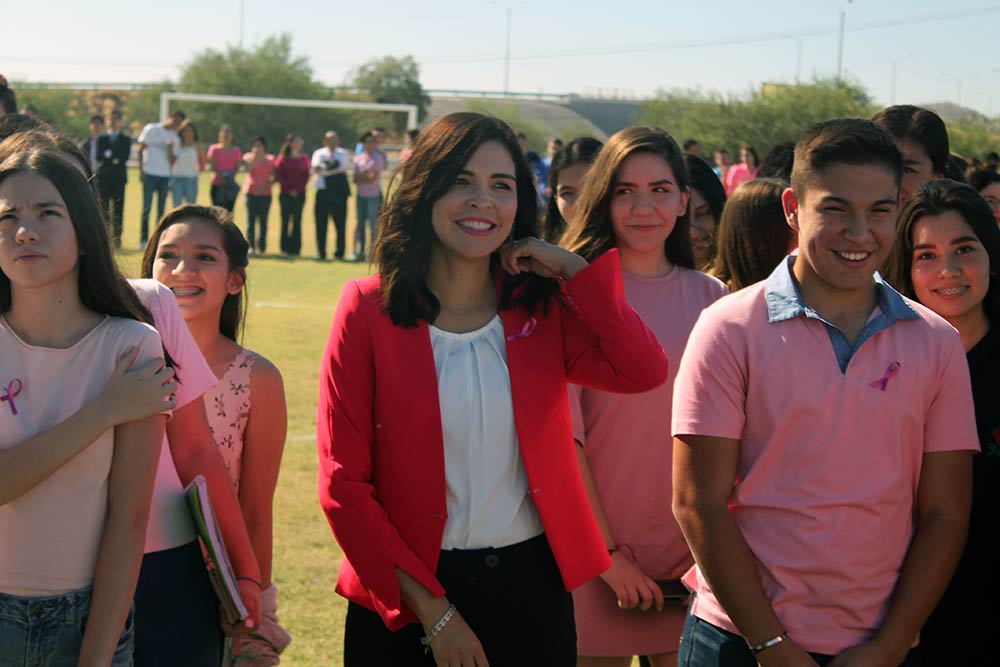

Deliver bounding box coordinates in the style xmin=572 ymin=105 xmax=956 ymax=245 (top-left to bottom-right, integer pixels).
xmin=158 ymin=92 xmax=418 ymax=130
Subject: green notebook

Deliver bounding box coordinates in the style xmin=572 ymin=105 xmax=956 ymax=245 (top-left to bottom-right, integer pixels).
xmin=184 ymin=475 xmax=249 ymax=625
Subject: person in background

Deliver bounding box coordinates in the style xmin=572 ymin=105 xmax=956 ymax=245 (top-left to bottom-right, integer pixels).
xmin=712 ymin=148 xmax=731 ymax=181
xmin=562 ymin=126 xmax=728 ymax=667
xmin=351 ymin=131 xmax=385 ymax=260
xmin=0 ymin=75 xmax=15 ymax=115
xmin=242 ymin=137 xmax=275 ymax=255
xmin=758 ymin=141 xmax=795 ymax=182
xmin=208 ymin=124 xmax=242 ymax=213
xmin=683 ymin=139 xmax=701 ymax=157
xmin=170 ymin=120 xmax=204 ymax=207
xmin=709 ymin=178 xmax=794 ymax=291
xmin=399 ymin=128 xmax=419 ymax=164
xmin=538 ymin=136 xmax=563 ymax=195
xmin=881 ymin=180 xmax=1000 ymax=667
xmin=722 ymin=144 xmax=758 ymax=196
xmin=312 ymin=130 xmax=352 ymax=261
xmin=100 ymin=109 xmax=132 ymax=248
xmin=969 ymin=169 xmax=1000 ymax=226
xmin=136 ymin=110 xmax=184 ymax=248
xmin=872 ymin=105 xmax=950 ymax=201
xmin=686 ymin=153 xmax=727 ymax=271
xmin=80 ymin=114 xmax=107 ymax=178
xmin=275 ymin=134 xmax=310 ymax=257
xmin=540 ymin=136 xmax=603 ymax=244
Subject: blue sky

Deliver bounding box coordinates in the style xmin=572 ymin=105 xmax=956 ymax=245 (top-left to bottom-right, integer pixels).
xmin=4 ymin=0 xmax=998 ymax=116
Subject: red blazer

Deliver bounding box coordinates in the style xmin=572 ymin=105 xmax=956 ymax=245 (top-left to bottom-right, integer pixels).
xmin=317 ymin=250 xmax=668 ymax=630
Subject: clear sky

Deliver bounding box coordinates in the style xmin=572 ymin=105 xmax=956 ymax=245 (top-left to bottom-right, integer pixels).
xmin=4 ymin=0 xmax=998 ymax=117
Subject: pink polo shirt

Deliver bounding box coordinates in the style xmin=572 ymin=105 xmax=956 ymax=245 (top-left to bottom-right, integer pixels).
xmin=672 ymin=259 xmax=979 ymax=655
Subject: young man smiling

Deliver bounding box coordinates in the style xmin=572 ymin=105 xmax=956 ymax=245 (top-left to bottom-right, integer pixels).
xmin=672 ymin=119 xmax=978 ymax=667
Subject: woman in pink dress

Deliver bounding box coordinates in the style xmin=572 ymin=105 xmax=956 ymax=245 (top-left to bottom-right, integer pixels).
xmin=208 ymin=124 xmax=242 ymax=212
xmin=562 ymin=126 xmax=728 ymax=667
xmin=242 ymin=137 xmax=276 ymax=255
xmin=722 ymin=144 xmax=759 ymax=196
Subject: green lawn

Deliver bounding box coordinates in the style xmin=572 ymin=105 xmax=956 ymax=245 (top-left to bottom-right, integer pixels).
xmin=118 ymin=170 xmax=365 ymax=663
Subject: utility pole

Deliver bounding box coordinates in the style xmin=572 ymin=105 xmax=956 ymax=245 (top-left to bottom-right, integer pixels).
xmin=493 ymin=1 xmax=527 ymax=97
xmin=877 ymin=54 xmax=898 ymax=105
xmin=837 ymin=0 xmax=852 ymax=80
xmin=239 ymin=0 xmax=245 ymax=48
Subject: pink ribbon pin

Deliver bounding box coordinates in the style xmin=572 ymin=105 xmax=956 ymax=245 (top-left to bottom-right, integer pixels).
xmin=1 ymin=378 xmax=22 ymax=415
xmin=506 ymin=317 xmax=537 ymax=342
xmin=870 ymin=362 xmax=900 ymax=391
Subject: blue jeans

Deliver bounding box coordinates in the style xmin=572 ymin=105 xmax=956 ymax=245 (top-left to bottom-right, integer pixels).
xmin=0 ymin=586 xmax=134 ymax=666
xmin=355 ymin=195 xmax=381 ymax=256
xmin=678 ymin=613 xmax=921 ymax=667
xmin=141 ymin=174 xmax=170 ymax=244
xmin=170 ymin=176 xmax=198 ymax=207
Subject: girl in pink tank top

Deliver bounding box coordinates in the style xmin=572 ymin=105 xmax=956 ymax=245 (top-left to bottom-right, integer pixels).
xmin=144 ymin=204 xmax=289 ymax=666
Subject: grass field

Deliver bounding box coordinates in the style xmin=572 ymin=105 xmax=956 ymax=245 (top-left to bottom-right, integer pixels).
xmin=118 ymin=170 xmax=365 ymax=663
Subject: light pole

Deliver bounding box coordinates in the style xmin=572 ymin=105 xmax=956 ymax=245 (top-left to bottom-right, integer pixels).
xmin=239 ymin=0 xmax=245 ymax=48
xmin=493 ymin=1 xmax=528 ymax=97
xmin=837 ymin=0 xmax=853 ymax=80
xmin=877 ymin=54 xmax=898 ymax=105
xmin=782 ymin=34 xmax=803 ymax=83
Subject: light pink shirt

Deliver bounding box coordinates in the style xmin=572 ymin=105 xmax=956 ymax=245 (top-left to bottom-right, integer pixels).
xmin=570 ymin=267 xmax=727 ymax=580
xmin=671 ymin=280 xmax=979 ymax=654
xmin=130 ymin=279 xmax=218 ymax=553
xmin=353 ymin=151 xmax=385 ymax=198
xmin=723 ymin=162 xmax=756 ymax=196
xmin=0 ymin=316 xmax=163 ymax=595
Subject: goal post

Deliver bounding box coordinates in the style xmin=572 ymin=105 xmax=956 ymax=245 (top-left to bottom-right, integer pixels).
xmin=158 ymin=92 xmax=418 ymax=130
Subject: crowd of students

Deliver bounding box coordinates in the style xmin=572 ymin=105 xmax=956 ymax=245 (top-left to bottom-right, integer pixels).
xmin=2 ymin=67 xmax=1000 ymax=666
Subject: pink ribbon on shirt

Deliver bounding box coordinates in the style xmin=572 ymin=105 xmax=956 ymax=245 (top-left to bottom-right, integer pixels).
xmin=1 ymin=378 xmax=22 ymax=415
xmin=506 ymin=316 xmax=537 ymax=342
xmin=870 ymin=362 xmax=900 ymax=391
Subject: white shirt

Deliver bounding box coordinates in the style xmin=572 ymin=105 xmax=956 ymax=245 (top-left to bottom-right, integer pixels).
xmin=429 ymin=315 xmax=543 ymax=550
xmin=171 ymin=143 xmax=200 ymax=178
xmin=311 ymin=146 xmax=351 ymax=189
xmin=137 ymin=122 xmax=179 ymax=177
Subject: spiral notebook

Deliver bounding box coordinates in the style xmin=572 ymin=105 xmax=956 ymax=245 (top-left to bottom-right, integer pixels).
xmin=184 ymin=475 xmax=249 ymax=625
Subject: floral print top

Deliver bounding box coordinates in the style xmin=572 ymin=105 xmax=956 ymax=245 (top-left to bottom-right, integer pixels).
xmin=204 ymin=348 xmax=257 ymax=494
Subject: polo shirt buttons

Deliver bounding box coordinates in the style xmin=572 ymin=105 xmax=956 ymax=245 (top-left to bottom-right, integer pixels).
xmin=484 ymin=554 xmax=500 ymax=568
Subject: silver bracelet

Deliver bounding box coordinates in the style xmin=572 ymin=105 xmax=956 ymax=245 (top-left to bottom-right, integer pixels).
xmin=749 ymin=629 xmax=788 ymax=655
xmin=420 ymin=604 xmax=457 ymax=654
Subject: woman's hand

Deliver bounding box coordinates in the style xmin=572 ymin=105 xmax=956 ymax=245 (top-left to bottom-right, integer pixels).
xmin=598 ymin=550 xmax=664 ymax=611
xmin=499 ymin=237 xmax=588 ymax=280
xmin=420 ymin=602 xmax=489 ymax=667
xmin=97 ymin=347 xmax=177 ymax=426
xmin=756 ymin=639 xmax=821 ymax=667
xmin=221 ymin=579 xmax=263 ymax=637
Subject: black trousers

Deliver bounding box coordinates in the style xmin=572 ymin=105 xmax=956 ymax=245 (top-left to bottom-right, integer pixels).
xmin=100 ymin=180 xmax=126 ymax=247
xmin=279 ymin=192 xmax=305 ymax=255
xmin=344 ymin=534 xmax=575 ymax=667
xmin=245 ymin=194 xmax=272 ymax=253
xmin=314 ymin=188 xmax=347 ymax=259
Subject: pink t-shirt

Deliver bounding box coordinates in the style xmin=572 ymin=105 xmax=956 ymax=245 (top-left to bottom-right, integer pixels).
xmin=208 ymin=144 xmax=242 ymax=186
xmin=671 ymin=272 xmax=979 ymax=655
xmin=723 ymin=162 xmax=757 ymax=196
xmin=0 ymin=315 xmax=163 ymax=595
xmin=354 ymin=151 xmax=385 ymax=199
xmin=130 ymin=279 xmax=218 ymax=553
xmin=244 ymin=153 xmax=276 ymax=196
xmin=570 ymin=266 xmax=727 ymax=654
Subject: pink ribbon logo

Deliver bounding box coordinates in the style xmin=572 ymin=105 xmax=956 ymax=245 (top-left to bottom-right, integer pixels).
xmin=1 ymin=378 xmax=22 ymax=415
xmin=506 ymin=316 xmax=537 ymax=342
xmin=870 ymin=362 xmax=900 ymax=391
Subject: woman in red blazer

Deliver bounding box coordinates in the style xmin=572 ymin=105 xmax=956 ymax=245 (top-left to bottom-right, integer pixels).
xmin=317 ymin=112 xmax=668 ymax=667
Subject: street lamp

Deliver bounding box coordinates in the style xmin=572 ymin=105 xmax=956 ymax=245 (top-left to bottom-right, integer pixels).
xmin=493 ymin=1 xmax=528 ymax=97
xmin=877 ymin=54 xmax=898 ymax=106
xmin=837 ymin=0 xmax=853 ymax=80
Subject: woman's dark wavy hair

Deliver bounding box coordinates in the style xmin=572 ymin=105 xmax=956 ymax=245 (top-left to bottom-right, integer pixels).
xmin=883 ymin=179 xmax=1000 ymax=324
xmin=872 ymin=105 xmax=950 ymax=177
xmin=709 ymin=178 xmax=790 ymax=291
xmin=141 ymin=204 xmax=250 ymax=343
xmin=372 ymin=112 xmax=559 ymax=327
xmin=685 ymin=153 xmax=726 ymax=223
xmin=541 ymin=137 xmax=603 ymax=243
xmin=0 ymin=138 xmax=171 ymax=356
xmin=562 ymin=126 xmax=694 ymax=268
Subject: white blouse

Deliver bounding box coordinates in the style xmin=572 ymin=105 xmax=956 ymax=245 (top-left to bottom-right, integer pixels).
xmin=429 ymin=315 xmax=543 ymax=550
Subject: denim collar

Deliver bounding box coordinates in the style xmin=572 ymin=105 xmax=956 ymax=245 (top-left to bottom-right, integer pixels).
xmin=765 ymin=256 xmax=919 ymax=325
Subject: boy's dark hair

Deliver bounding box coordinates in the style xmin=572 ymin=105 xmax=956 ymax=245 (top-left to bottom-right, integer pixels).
xmin=791 ymin=118 xmax=903 ymax=197
xmin=0 ymin=77 xmax=16 ymax=114
xmin=89 ymin=114 xmax=104 ymax=125
xmin=683 ymin=138 xmax=700 ymax=151
xmin=871 ymin=105 xmax=950 ymax=177
xmin=969 ymin=168 xmax=1000 ymax=192
xmin=883 ymin=179 xmax=1000 ymax=324
xmin=758 ymin=141 xmax=795 ymax=182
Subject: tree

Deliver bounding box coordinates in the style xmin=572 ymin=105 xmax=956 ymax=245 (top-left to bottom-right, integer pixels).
xmin=349 ymin=56 xmax=431 ymax=127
